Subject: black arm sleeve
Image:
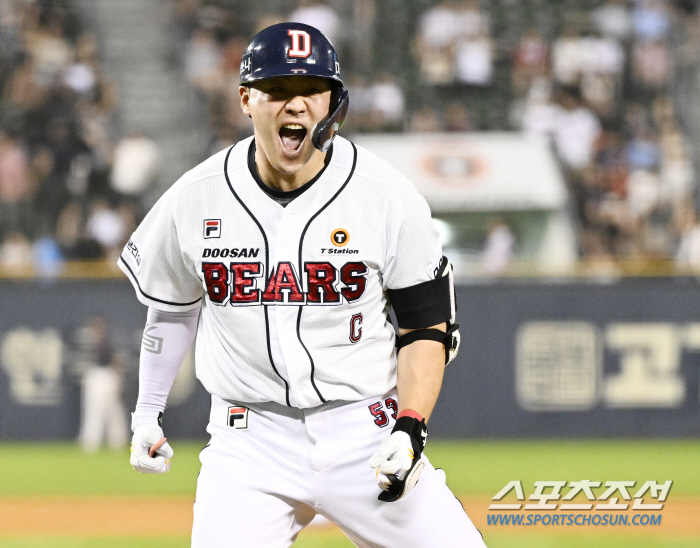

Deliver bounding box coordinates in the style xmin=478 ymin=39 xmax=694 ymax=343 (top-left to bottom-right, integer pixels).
xmin=387 ymin=275 xmax=452 ymax=329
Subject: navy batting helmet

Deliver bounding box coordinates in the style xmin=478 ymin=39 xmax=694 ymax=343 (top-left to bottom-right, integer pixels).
xmin=240 ymin=22 xmax=349 ymax=152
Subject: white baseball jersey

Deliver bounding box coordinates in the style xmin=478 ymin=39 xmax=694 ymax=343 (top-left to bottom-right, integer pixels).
xmin=118 ymin=135 xmax=442 ymax=409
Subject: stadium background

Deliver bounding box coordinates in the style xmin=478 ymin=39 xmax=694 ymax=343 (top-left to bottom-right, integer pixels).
xmin=1 ymin=0 xmax=699 ymax=546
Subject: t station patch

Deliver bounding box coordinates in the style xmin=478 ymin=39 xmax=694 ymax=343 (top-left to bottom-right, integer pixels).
xmin=204 ymin=219 xmax=221 ymax=239
xmin=227 ymin=406 xmax=249 ymax=429
xmin=331 ymin=228 xmax=349 ymax=247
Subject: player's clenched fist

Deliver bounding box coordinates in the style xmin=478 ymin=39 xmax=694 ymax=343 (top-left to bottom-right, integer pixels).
xmin=130 ymin=424 xmax=173 ymax=474
xmin=369 ymin=415 xmax=428 ymax=502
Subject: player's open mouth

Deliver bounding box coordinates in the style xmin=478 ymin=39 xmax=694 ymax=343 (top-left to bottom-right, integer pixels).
xmin=279 ymin=124 xmax=307 ymax=154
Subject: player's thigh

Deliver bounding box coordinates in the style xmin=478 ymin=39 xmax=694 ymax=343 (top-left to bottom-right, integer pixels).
xmin=325 ymin=458 xmax=485 ymax=548
xmin=192 ymin=443 xmax=315 ymax=548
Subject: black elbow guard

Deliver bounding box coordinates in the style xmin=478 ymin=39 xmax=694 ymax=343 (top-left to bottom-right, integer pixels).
xmin=396 ymin=323 xmax=461 ymax=366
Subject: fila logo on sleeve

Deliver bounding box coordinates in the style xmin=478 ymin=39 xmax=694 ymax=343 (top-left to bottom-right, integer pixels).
xmin=204 ymin=219 xmax=221 ymax=239
xmin=227 ymin=406 xmax=249 ymax=429
xmin=287 ymin=29 xmax=311 ymax=58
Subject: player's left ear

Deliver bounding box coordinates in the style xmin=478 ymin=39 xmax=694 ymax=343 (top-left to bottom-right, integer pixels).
xmin=239 ymin=85 xmax=252 ymax=119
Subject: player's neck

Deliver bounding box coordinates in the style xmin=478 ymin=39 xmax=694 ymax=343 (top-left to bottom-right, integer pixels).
xmin=255 ymin=146 xmax=327 ymax=193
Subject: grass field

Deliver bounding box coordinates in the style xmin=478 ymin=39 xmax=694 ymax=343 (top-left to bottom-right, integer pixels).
xmin=0 ymin=439 xmax=697 ymax=547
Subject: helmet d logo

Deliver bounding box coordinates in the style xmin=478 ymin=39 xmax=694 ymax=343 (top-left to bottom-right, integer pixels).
xmin=287 ymin=29 xmax=311 ymax=58
xmin=331 ymin=229 xmax=349 ymax=247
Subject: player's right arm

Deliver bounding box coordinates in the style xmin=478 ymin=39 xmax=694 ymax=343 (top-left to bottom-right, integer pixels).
xmin=130 ymin=305 xmax=199 ymax=473
xmin=118 ymin=182 xmax=204 ymax=473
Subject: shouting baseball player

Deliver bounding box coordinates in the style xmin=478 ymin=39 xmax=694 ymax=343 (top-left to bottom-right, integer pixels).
xmin=120 ymin=22 xmax=486 ymax=547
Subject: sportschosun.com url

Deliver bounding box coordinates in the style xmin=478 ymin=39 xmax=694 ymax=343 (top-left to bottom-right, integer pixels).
xmin=487 ymin=513 xmax=662 ymax=527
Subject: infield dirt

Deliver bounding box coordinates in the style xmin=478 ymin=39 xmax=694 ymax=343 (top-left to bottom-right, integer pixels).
xmin=0 ymin=496 xmax=697 ymax=537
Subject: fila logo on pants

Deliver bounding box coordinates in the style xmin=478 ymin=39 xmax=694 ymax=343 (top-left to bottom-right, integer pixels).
xmin=202 ymin=261 xmax=368 ymax=306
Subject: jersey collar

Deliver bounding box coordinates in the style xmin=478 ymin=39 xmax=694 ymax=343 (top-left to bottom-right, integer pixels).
xmin=247 ymin=139 xmax=333 ymax=207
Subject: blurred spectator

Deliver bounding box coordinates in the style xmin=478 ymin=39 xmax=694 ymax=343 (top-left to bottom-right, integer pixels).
xmin=367 ymin=73 xmax=405 ymax=131
xmin=288 ymin=0 xmax=340 ymax=46
xmin=626 ymin=168 xmax=661 ymax=222
xmin=55 ymin=201 xmax=102 ymax=259
xmin=86 ymin=199 xmax=129 ymax=261
xmin=595 ymin=130 xmax=628 ymax=197
xmin=481 ymin=218 xmax=515 ymax=274
xmin=632 ymin=39 xmax=672 ymax=92
xmin=0 ymin=232 xmax=33 ymax=272
xmin=519 ymin=77 xmax=558 ymax=136
xmin=631 ymin=0 xmax=671 ymax=42
xmin=417 ymin=1 xmax=459 ymax=52
xmin=455 ymin=28 xmax=493 ymax=85
xmin=445 ymin=101 xmax=471 ymax=132
xmin=63 ymin=62 xmax=95 ymax=97
xmin=624 ymin=102 xmax=652 ymax=136
xmin=625 ymin=130 xmax=660 ymax=171
xmin=4 ymin=54 xmax=47 ymax=113
xmin=0 ymin=132 xmax=33 ymax=237
xmin=454 ymin=0 xmax=488 ymax=39
xmin=659 ymin=128 xmax=693 ymax=203
xmin=676 ymin=208 xmax=700 ymax=271
xmin=552 ymin=88 xmax=602 ymax=171
xmin=26 ymin=16 xmax=73 ymax=88
xmin=512 ymin=28 xmax=549 ymax=95
xmin=345 ymin=75 xmax=375 ymax=132
xmin=410 ymin=107 xmax=444 ymax=133
xmin=184 ymin=28 xmax=222 ymax=94
xmin=579 ymin=33 xmax=625 ymax=117
xmin=552 ymin=27 xmax=584 ymax=87
xmin=77 ymin=316 xmax=128 ymax=452
xmin=110 ymin=132 xmax=161 ymax=211
xmin=593 ymin=0 xmax=632 ymax=41
xmin=33 ymin=235 xmax=64 ymax=277
xmin=415 ymin=0 xmax=489 ymax=86
xmin=169 ymin=0 xmax=202 ymax=66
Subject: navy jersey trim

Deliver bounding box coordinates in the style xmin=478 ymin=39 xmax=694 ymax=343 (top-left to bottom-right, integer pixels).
xmin=223 ymin=143 xmax=291 ymax=407
xmin=248 ymin=139 xmax=333 ymax=205
xmin=118 ymin=254 xmax=203 ymax=307
xmin=296 ymin=142 xmax=358 ymax=405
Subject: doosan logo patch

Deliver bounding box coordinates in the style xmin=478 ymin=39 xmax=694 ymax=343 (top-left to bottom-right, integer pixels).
xmin=227 ymin=406 xmax=249 ymax=429
xmin=204 ymin=219 xmax=221 ymax=239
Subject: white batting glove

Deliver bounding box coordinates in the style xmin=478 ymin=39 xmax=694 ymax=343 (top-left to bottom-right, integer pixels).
xmin=368 ymin=415 xmax=427 ymax=502
xmin=130 ymin=424 xmax=173 ymax=474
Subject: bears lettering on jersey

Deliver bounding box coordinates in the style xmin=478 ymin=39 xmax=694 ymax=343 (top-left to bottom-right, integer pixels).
xmin=202 ymin=261 xmax=368 ymax=306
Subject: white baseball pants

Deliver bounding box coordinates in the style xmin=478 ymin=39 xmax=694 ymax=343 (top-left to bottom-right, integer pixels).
xmin=192 ymin=393 xmax=486 ymax=547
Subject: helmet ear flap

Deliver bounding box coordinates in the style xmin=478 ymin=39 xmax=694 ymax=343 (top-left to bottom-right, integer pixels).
xmin=311 ymin=89 xmax=349 ymax=152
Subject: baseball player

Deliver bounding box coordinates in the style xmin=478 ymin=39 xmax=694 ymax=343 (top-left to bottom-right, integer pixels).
xmin=120 ymin=22 xmax=486 ymax=547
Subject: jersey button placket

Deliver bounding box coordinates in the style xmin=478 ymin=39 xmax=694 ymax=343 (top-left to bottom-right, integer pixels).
xmin=272 ymin=212 xmax=311 ymax=406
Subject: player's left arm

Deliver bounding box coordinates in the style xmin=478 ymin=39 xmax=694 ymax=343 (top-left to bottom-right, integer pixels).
xmin=369 ymin=184 xmax=460 ymax=502
xmin=369 ymin=321 xmax=451 ymax=502
xmin=369 ymin=267 xmax=459 ymax=502
xmin=395 ymin=322 xmax=447 ymax=422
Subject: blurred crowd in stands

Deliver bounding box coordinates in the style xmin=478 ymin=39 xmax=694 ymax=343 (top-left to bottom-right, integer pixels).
xmin=2 ymin=0 xmax=700 ymax=273
xmin=0 ymin=0 xmax=160 ymax=273
xmin=172 ymin=0 xmax=700 ymax=269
